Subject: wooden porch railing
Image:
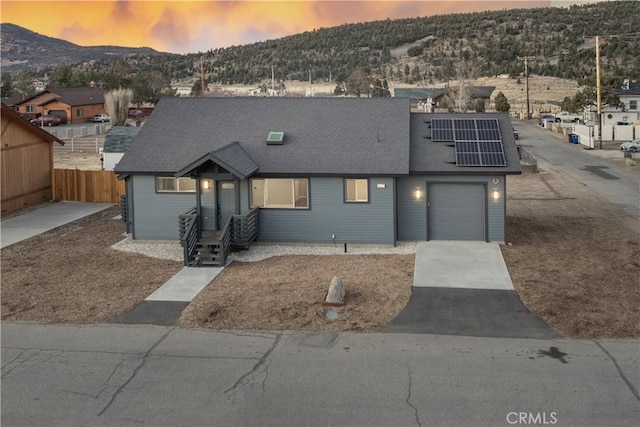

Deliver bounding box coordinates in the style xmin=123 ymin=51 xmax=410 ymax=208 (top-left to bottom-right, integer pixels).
xmin=120 ymin=194 xmax=127 ymax=224
xmin=179 ymin=207 xmax=259 ymax=267
xmin=179 ymin=207 xmax=200 ymax=267
xmin=230 ymin=207 xmax=260 ymax=249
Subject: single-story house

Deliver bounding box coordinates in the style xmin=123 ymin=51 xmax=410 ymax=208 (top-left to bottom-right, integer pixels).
xmin=1 ymin=103 xmax=65 ymax=214
xmin=14 ymin=87 xmax=106 ymax=124
xmin=115 ymin=97 xmax=521 ymax=266
xmin=101 ymin=126 xmax=141 ymax=171
xmin=394 ymin=88 xmax=448 ymax=111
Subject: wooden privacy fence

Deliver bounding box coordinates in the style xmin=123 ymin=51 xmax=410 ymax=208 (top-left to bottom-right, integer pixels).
xmin=53 ymin=169 xmax=124 ymax=203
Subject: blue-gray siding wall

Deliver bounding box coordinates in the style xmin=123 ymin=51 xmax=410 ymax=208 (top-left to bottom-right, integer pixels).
xmin=397 ymin=175 xmax=506 ymax=242
xmin=132 ymin=175 xmax=210 ymax=240
xmin=257 ymin=177 xmax=395 ymax=244
xmin=397 ymin=177 xmax=427 ymax=240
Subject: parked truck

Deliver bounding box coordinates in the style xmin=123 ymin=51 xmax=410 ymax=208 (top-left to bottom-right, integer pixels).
xmin=554 ymin=111 xmax=582 ymax=123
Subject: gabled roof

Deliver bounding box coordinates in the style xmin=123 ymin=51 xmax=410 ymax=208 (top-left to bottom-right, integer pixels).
xmin=115 ymin=97 xmax=411 ymax=176
xmin=15 ymin=88 xmax=105 ymax=107
xmin=394 ymin=88 xmax=448 ymax=99
xmin=103 ymin=126 xmax=141 ymax=153
xmin=175 ymin=142 xmax=259 ymax=180
xmin=409 ymin=112 xmax=521 ymax=174
xmin=1 ymin=103 xmax=65 ymax=146
xmin=39 ymin=87 xmax=105 ymax=107
xmin=471 ymin=86 xmax=496 ymax=99
xmin=618 ymin=81 xmax=640 ymax=96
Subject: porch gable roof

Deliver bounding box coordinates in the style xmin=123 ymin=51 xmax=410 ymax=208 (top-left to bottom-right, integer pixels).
xmin=175 ymin=141 xmax=259 ymax=180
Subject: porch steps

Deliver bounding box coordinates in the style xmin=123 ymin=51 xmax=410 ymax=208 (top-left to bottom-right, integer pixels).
xmin=192 ymin=240 xmax=225 ymax=266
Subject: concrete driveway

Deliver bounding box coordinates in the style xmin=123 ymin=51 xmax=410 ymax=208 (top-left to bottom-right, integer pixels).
xmin=386 ymin=241 xmax=557 ymax=338
xmin=1 ymin=201 xmax=113 ymax=248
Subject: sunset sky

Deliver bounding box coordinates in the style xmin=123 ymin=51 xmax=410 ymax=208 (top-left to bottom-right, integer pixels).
xmin=1 ymin=1 xmax=595 ymax=54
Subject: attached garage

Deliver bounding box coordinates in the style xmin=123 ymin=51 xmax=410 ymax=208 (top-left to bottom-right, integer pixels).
xmin=427 ymin=182 xmax=486 ymax=241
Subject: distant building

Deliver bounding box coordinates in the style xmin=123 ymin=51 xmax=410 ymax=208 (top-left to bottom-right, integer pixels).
xmin=32 ymin=74 xmax=50 ymax=92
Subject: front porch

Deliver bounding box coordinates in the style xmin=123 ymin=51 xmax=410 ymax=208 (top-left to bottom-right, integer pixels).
xmin=179 ymin=206 xmax=259 ymax=266
xmin=175 ymin=142 xmax=261 ymax=266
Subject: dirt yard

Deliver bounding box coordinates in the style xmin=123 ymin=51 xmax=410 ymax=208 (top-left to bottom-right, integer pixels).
xmin=502 ymin=159 xmax=639 ymax=338
xmin=3 ymin=148 xmax=639 ymax=337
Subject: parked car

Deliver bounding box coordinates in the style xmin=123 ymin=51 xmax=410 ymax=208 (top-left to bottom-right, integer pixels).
xmin=620 ymin=139 xmax=640 ymax=152
xmin=91 ymin=114 xmax=110 ymax=123
xmin=539 ymin=114 xmax=555 ymax=126
xmin=513 ymin=127 xmax=519 ymax=140
xmin=129 ymin=109 xmax=144 ymax=117
xmin=30 ymin=115 xmax=62 ymax=126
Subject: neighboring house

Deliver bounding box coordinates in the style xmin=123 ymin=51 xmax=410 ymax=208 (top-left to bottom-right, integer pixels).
xmin=115 ymin=97 xmax=520 ymax=266
xmin=32 ymin=74 xmax=50 ymax=92
xmin=1 ymin=103 xmax=65 ymax=214
xmin=102 ymin=126 xmax=141 ymax=171
xmin=14 ymin=87 xmax=106 ymax=124
xmin=393 ymin=88 xmax=448 ymax=111
xmin=618 ymin=80 xmax=640 ymax=121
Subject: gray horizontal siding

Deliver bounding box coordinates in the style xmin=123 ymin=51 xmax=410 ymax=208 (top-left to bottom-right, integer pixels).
xmin=397 ymin=174 xmax=506 ymax=242
xmin=257 ymin=177 xmax=395 ymax=244
xmin=132 ymin=175 xmax=210 ymax=240
xmin=397 ymin=177 xmax=427 ymax=240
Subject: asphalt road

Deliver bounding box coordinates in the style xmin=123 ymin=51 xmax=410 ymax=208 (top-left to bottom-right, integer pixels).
xmin=514 ymin=122 xmax=640 ymax=219
xmin=2 ymin=323 xmax=638 ymax=427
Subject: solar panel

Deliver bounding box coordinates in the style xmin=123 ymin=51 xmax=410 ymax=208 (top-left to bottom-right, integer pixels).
xmin=431 ymin=119 xmax=454 ymax=142
xmin=432 ymin=117 xmax=506 ymax=166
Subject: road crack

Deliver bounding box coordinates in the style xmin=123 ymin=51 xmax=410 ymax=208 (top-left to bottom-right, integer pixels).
xmin=224 ymin=333 xmax=281 ymax=396
xmin=405 ymin=365 xmax=422 ymax=427
xmin=594 ymin=341 xmax=640 ymax=402
xmin=97 ymin=328 xmax=174 ymax=416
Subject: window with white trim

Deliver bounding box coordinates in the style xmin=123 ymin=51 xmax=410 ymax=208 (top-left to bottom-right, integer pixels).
xmin=630 ymin=100 xmax=638 ymax=110
xmin=250 ymin=178 xmax=308 ymax=208
xmin=345 ymin=178 xmax=368 ymax=202
xmin=26 ymin=105 xmax=35 ymax=113
xmin=76 ymin=108 xmax=84 ymax=117
xmin=156 ymin=177 xmax=196 ymax=193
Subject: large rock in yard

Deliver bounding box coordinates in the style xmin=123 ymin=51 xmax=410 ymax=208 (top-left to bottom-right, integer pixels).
xmin=324 ymin=276 xmax=345 ymax=306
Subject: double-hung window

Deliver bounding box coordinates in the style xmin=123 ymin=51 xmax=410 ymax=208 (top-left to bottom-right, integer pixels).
xmin=156 ymin=177 xmax=196 ymax=193
xmin=251 ymin=178 xmax=308 ymax=208
xmin=344 ymin=178 xmax=368 ymax=203
xmin=630 ymin=100 xmax=638 ymax=111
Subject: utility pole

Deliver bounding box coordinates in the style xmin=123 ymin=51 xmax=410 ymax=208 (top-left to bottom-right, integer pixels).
xmin=595 ymin=35 xmax=602 ymax=149
xmin=271 ymin=65 xmax=275 ymax=96
xmin=200 ymin=56 xmax=205 ymax=97
xmin=520 ymin=56 xmax=535 ymax=120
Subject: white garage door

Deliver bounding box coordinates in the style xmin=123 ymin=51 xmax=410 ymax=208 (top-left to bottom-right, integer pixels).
xmin=428 ymin=183 xmax=486 ymax=241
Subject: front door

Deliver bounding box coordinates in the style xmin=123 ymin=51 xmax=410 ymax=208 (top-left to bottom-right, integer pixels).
xmin=217 ymin=181 xmax=236 ymax=228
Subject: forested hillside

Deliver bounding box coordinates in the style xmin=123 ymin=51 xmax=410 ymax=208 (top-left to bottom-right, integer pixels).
xmin=2 ymin=1 xmax=638 ymax=99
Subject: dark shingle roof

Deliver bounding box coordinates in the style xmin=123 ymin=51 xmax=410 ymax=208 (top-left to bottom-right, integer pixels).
xmin=115 ymin=97 xmax=411 ymax=176
xmin=409 ymin=112 xmax=521 ymax=174
xmin=393 ymin=88 xmax=447 ymax=99
xmin=40 ymin=88 xmax=105 ymax=106
xmin=103 ymin=126 xmax=141 ymax=153
xmin=175 ymin=142 xmax=259 ymax=180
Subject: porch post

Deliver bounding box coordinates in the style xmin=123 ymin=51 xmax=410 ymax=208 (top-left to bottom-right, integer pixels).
xmin=196 ymin=177 xmax=202 ymax=237
xmin=234 ymin=177 xmax=241 ymax=215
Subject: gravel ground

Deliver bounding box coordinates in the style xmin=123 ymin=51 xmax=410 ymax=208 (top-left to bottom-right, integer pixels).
xmin=111 ymin=237 xmax=416 ymax=262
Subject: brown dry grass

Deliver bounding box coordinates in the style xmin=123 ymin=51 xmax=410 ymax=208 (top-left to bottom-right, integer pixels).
xmin=502 ymin=164 xmax=640 ymax=339
xmin=2 ymin=157 xmax=638 ymax=338
xmin=1 ymin=206 xmax=182 ymax=323
xmin=180 ymin=255 xmax=414 ymax=332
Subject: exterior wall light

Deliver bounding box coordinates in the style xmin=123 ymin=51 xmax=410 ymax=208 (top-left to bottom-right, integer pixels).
xmin=415 ymin=188 xmax=423 ymax=200
xmin=492 ymin=189 xmax=501 ymax=201
xmin=202 ymin=179 xmax=212 ymax=190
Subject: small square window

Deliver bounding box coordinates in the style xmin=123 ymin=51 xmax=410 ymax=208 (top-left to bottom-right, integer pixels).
xmin=345 ymin=179 xmax=368 ymax=203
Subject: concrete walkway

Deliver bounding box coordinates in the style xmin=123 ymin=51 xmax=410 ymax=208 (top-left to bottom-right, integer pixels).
xmin=111 ymin=266 xmax=223 ymax=326
xmin=1 ymin=201 xmax=114 ymax=248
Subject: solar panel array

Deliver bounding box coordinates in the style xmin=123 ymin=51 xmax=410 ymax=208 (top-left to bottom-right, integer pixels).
xmin=430 ymin=118 xmax=506 ymax=167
